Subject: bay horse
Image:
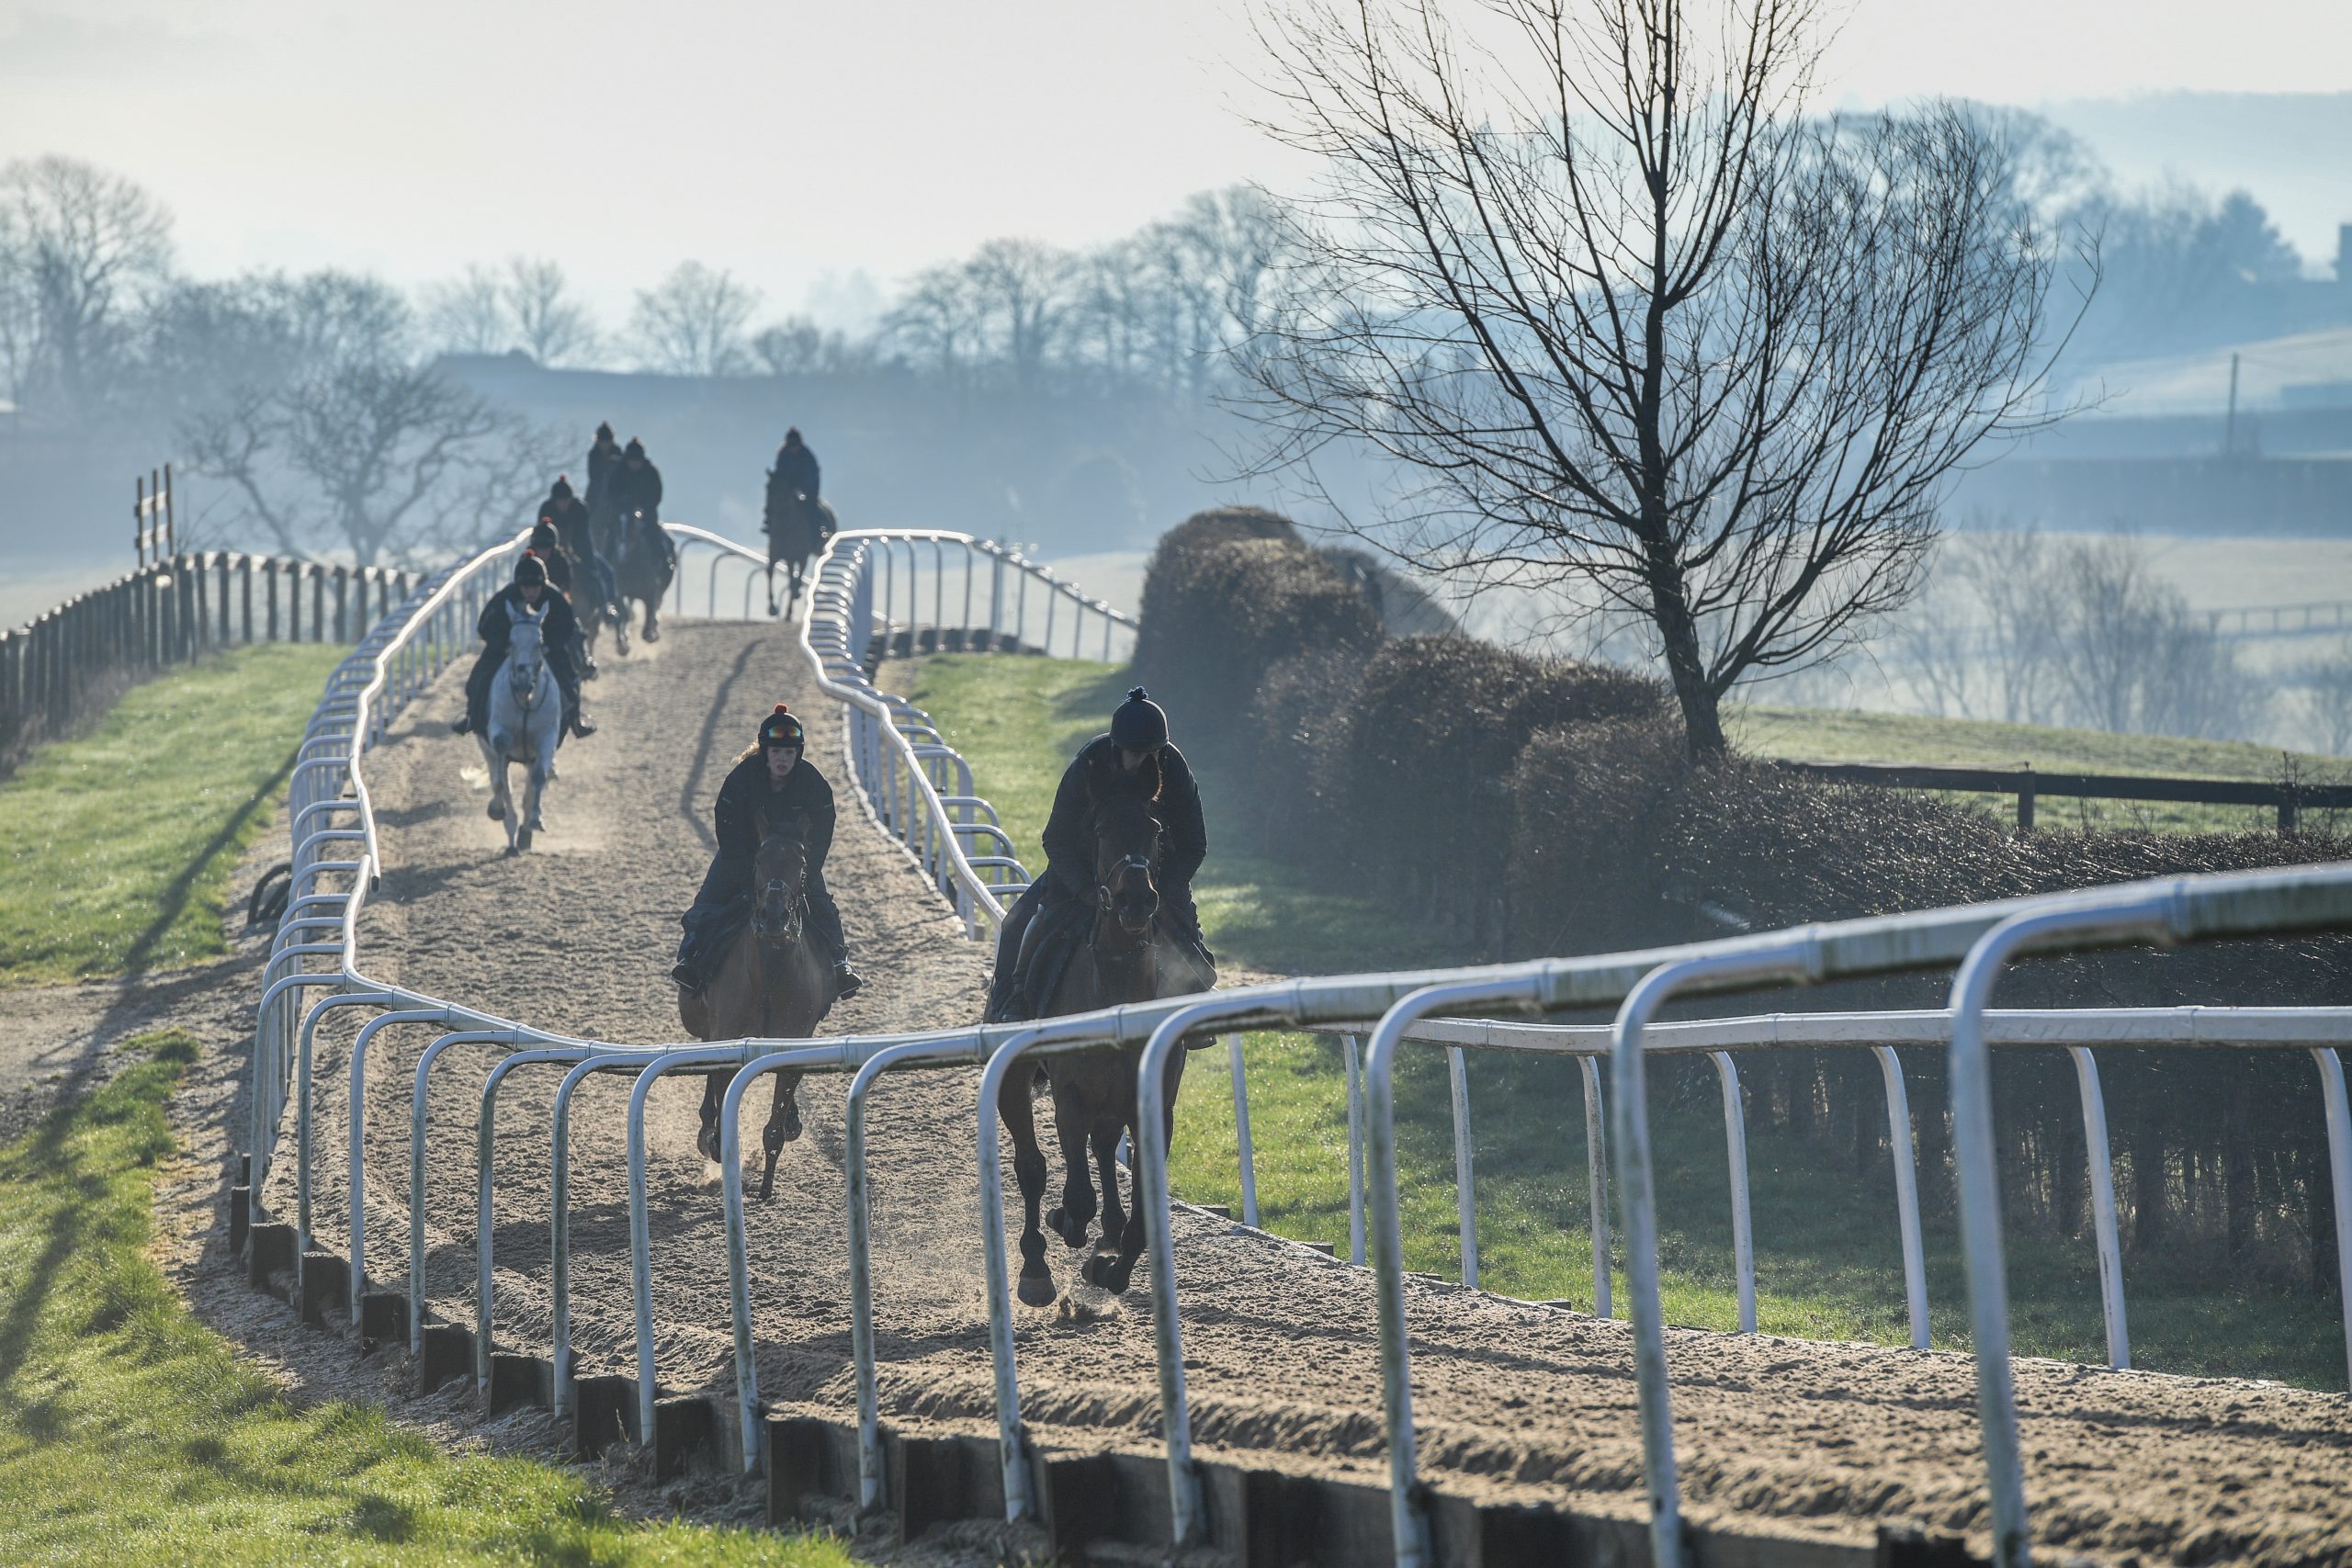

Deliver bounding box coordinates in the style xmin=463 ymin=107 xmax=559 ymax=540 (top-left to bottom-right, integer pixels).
xmin=998 ymin=776 xmax=1216 ymax=1305
xmin=763 ymin=490 xmax=835 ymax=615
xmin=683 ymin=818 xmax=829 ymax=1201
xmin=611 ymin=508 xmax=673 ymax=653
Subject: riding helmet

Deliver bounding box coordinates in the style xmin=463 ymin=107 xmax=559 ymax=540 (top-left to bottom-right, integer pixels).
xmin=549 ymin=473 xmax=573 ymax=501
xmin=594 ymin=420 xmax=615 ymax=441
xmin=624 ymin=437 xmax=647 ymax=460
xmin=1110 ymin=686 xmax=1169 ymax=750
xmin=513 ymin=551 xmax=548 ymax=588
xmin=759 ymin=703 xmax=805 ymax=750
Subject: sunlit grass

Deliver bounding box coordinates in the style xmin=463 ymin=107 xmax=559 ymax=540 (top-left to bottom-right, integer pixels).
xmin=0 ymin=1029 xmax=855 ymax=1565
xmin=0 ymin=644 xmax=347 ymax=987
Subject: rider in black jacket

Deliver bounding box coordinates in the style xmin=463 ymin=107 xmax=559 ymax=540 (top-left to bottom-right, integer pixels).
xmin=451 ymin=552 xmax=596 ymax=740
xmin=984 ymin=686 xmax=1205 ymax=1021
xmin=672 ymin=704 xmax=863 ymax=999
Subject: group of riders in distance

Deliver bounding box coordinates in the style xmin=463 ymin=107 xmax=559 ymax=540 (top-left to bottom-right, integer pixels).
xmin=450 ymin=423 xmax=1216 ymax=1296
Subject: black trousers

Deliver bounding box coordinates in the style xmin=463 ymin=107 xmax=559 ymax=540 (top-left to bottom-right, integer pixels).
xmin=677 ymin=857 xmax=847 ymax=975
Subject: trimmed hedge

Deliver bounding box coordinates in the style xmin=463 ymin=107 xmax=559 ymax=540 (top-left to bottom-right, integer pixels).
xmin=1133 ymin=529 xmax=1383 ymax=724
xmin=1136 ymin=506 xmax=2351 ymax=1279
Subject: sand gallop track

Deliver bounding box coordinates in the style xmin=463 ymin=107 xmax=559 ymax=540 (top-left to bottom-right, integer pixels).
xmin=262 ymin=621 xmax=2352 ymax=1565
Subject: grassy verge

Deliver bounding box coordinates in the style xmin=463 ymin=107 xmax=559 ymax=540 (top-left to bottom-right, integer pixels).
xmin=902 ymin=653 xmax=2347 ymax=1387
xmin=0 ymin=643 xmax=346 ymax=987
xmin=891 ymin=653 xmax=1442 ymax=976
xmin=0 ymin=1029 xmax=853 ymax=1565
xmin=1732 ymin=704 xmax=2346 ymax=835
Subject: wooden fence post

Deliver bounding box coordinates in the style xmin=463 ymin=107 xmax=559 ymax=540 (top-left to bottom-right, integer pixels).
xmin=2017 ymin=766 xmax=2036 ymax=833
xmin=311 ymin=568 xmax=326 ymax=644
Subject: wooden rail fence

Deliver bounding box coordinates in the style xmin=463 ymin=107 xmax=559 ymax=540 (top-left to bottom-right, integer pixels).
xmin=1 ymin=553 xmax=419 ymax=765
xmin=1770 ymin=758 xmax=2352 ymax=833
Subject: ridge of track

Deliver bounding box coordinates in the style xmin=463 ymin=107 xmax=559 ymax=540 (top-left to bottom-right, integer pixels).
xmin=260 ymin=619 xmax=2352 ymax=1567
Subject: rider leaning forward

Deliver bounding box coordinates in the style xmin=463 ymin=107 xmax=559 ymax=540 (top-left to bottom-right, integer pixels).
xmin=672 ymin=703 xmax=864 ymax=1001
xmin=451 ymin=551 xmax=597 ymax=740
xmin=985 ymin=686 xmax=1205 ymax=1021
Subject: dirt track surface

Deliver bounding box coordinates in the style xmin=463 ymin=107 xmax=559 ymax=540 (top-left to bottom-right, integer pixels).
xmin=251 ymin=622 xmax=2352 ymax=1566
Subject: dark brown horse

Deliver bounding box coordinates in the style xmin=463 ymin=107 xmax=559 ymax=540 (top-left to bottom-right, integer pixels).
xmin=764 ymin=491 xmax=835 ymax=615
xmin=611 ymin=508 xmax=672 ymax=652
xmin=999 ymin=777 xmax=1216 ymax=1305
xmin=683 ymin=819 xmax=829 ymax=1201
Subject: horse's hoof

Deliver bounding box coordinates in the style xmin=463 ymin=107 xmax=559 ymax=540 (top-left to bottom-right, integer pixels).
xmin=515 ymin=827 xmax=533 ymax=852
xmin=696 ymin=1123 xmax=719 ymax=1163
xmin=1046 ymin=1207 xmax=1089 ymax=1249
xmin=503 ymin=842 xmax=519 ymax=858
xmin=1081 ymin=1254 xmax=1130 ymax=1293
xmin=526 ymin=812 xmax=547 ymax=831
xmin=487 ymin=799 xmax=505 ymax=820
xmin=1017 ymin=1270 xmax=1057 ymax=1308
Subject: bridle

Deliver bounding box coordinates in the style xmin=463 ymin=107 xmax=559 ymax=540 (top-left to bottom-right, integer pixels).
xmin=1091 ymin=834 xmax=1161 ymax=961
xmin=506 ymin=609 xmax=547 ymax=710
xmin=752 ymin=834 xmax=808 ymax=946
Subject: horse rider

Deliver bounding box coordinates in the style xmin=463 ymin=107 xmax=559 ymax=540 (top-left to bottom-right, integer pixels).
xmin=450 ymin=551 xmax=597 ymax=741
xmin=672 ymin=703 xmax=864 ymax=1001
xmin=524 ymin=516 xmax=601 ymax=681
xmin=984 ymin=686 xmax=1206 ymax=1022
xmin=773 ymin=427 xmax=820 ymax=505
xmin=539 ymin=474 xmax=598 ymax=569
xmin=610 ymin=436 xmax=673 ymax=568
xmin=584 ymin=421 xmax=624 ymax=558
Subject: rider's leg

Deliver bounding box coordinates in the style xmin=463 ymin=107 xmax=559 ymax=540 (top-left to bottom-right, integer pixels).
xmin=984 ymin=881 xmax=1046 ymax=1022
xmin=546 ymin=642 xmax=596 ymax=739
xmin=451 ymin=647 xmax=496 ymax=735
xmin=672 ymin=857 xmax=733 ymax=991
xmin=807 ymin=869 xmax=862 ymax=998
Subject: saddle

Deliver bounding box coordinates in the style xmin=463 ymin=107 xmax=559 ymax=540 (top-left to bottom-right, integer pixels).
xmin=989 ymin=894 xmax=1217 ymax=1024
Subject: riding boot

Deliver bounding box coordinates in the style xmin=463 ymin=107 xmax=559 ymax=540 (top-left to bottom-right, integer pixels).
xmin=831 ymin=961 xmax=864 ymax=1000
xmin=452 ymin=652 xmax=496 ymax=735
xmin=565 ymin=687 xmax=598 ymax=739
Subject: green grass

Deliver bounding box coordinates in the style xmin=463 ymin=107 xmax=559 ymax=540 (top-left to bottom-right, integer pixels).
xmin=893 ymin=654 xmax=1442 ymax=976
xmin=1170 ymin=1033 xmax=2348 ymax=1386
xmin=0 ymin=1028 xmax=854 ymax=1565
xmin=0 ymin=644 xmax=346 ymax=987
xmin=902 ymin=653 xmax=2349 ymax=1387
xmin=1733 ymin=704 xmax=2347 ymax=835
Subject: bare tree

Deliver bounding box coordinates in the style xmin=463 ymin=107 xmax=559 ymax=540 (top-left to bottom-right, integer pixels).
xmin=881 ymin=263 xmax=983 ymax=384
xmin=420 ymin=263 xmax=508 ymax=355
xmin=503 ymin=256 xmax=597 ymax=366
xmin=628 ymin=261 xmax=759 ymax=376
xmin=961 ymin=239 xmax=1072 ymax=391
xmin=1239 ymin=0 xmax=2076 ymax=754
xmin=749 ymin=315 xmax=863 ymax=377
xmin=0 ymin=155 xmax=175 ymax=415
xmin=2301 ymin=644 xmax=2352 ymax=759
xmin=181 ymin=271 xmax=547 ymax=565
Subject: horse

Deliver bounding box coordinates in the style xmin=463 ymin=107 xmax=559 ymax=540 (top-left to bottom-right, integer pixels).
xmin=477 ymin=602 xmax=563 ymax=854
xmin=683 ymin=818 xmax=830 ymax=1201
xmin=997 ymin=778 xmax=1216 ymax=1305
xmin=571 ymin=548 xmax=623 ymax=675
xmin=763 ymin=490 xmax=835 ymax=615
xmin=611 ymin=508 xmax=673 ymax=654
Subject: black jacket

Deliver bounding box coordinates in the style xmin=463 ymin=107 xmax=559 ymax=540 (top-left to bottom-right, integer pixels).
xmin=584 ymin=441 xmax=622 ymax=517
xmin=478 ymin=584 xmax=582 ymax=688
xmin=1041 ymin=735 xmax=1205 ymax=899
xmin=711 ymin=751 xmax=836 ymax=899
xmin=540 ymin=497 xmax=597 ymax=564
xmin=772 ymin=443 xmax=820 ymax=503
xmin=610 ymin=458 xmax=663 ymax=525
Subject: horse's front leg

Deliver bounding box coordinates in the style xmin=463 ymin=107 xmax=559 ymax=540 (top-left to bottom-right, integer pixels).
xmin=757 ymin=1067 xmax=804 ymax=1202
xmin=765 ymin=560 xmax=780 ymax=618
xmin=696 ymin=1072 xmax=726 ymax=1163
xmin=642 ymin=596 xmax=662 ymax=643
xmin=996 ymin=1072 xmax=1057 ymax=1305
xmin=1086 ymin=1056 xmax=1182 ymax=1293
xmin=1092 ymin=1126 xmax=1126 ymax=1247
xmin=1045 ymin=1093 xmax=1098 ymax=1249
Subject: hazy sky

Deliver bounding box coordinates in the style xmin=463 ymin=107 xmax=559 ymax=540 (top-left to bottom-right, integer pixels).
xmin=5 ymin=0 xmax=2347 ymax=331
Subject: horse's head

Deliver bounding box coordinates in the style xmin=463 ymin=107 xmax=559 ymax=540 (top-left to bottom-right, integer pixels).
xmin=506 ymin=605 xmax=547 ymax=704
xmin=1091 ymin=783 xmax=1163 ymax=942
xmin=752 ymin=817 xmax=809 ymax=949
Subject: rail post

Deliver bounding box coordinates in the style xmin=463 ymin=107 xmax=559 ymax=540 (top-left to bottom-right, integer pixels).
xmin=1227 ymin=1033 xmax=1260 ymax=1228
xmin=2313 ymin=1047 xmax=2352 ymax=1390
